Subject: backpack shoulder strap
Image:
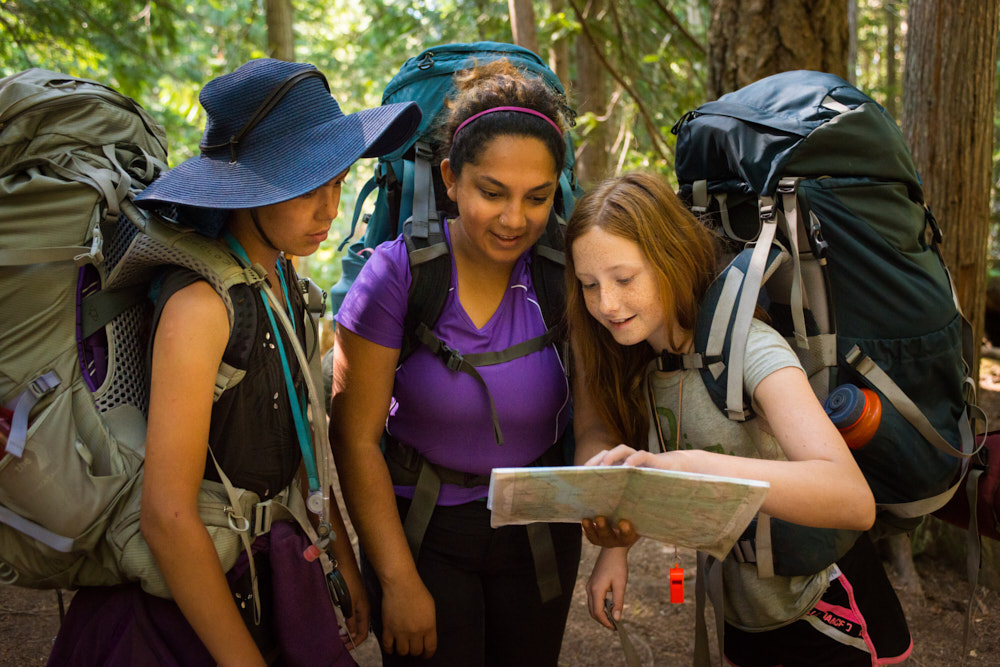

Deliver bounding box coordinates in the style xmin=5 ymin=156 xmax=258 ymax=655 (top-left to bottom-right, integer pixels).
xmin=400 ymin=218 xmax=451 ymax=364
xmin=531 ymin=210 xmax=568 ymax=336
xmin=691 ymin=242 xmax=790 ymax=421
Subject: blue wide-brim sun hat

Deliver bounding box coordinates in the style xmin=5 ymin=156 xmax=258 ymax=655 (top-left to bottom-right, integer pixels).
xmin=135 ymin=58 xmax=421 ymax=236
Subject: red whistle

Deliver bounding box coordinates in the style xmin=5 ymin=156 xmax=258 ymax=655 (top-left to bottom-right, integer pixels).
xmin=670 ymin=564 xmax=684 ymax=604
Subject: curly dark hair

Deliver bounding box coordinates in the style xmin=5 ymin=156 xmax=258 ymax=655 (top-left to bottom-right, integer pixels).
xmin=437 ymin=58 xmax=573 ymax=177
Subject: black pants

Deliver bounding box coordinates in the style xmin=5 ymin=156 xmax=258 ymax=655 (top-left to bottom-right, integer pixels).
xmin=724 ymin=533 xmax=912 ymax=666
xmin=362 ymin=496 xmax=582 ymax=667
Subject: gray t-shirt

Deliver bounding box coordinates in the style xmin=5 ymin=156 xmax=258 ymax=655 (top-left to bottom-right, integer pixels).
xmin=645 ymin=319 xmax=833 ymax=631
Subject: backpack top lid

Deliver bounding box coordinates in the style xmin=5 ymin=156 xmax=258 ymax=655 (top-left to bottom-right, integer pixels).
xmin=673 ymin=69 xmax=921 ymax=199
xmin=379 ymin=41 xmax=573 ymax=170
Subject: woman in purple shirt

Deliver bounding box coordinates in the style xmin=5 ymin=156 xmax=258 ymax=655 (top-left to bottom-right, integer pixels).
xmin=330 ymin=60 xmax=581 ymax=666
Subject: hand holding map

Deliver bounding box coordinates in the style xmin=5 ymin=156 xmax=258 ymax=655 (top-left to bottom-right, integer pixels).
xmin=487 ymin=465 xmax=769 ymax=560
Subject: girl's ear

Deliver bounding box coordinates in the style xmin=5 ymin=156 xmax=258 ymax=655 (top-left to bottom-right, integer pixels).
xmin=440 ymin=158 xmax=459 ymax=203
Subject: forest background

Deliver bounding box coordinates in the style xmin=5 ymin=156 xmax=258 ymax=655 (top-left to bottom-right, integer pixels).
xmin=3 ymin=0 xmax=1000 ymax=664
xmin=5 ymin=1 xmax=996 ymax=298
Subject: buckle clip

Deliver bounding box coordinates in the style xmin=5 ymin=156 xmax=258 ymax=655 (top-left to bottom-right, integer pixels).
xmin=225 ymin=506 xmax=250 ymax=533
xmin=440 ymin=344 xmax=464 ymax=371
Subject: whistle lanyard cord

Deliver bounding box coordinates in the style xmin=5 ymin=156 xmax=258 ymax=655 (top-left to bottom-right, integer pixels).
xmin=222 ymin=233 xmax=320 ymax=493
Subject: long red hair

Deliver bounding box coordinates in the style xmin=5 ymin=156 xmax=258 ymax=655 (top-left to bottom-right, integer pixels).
xmin=565 ymin=172 xmax=719 ymax=446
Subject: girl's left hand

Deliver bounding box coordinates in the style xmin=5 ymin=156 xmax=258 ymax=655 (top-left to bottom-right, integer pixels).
xmin=587 ymin=547 xmax=630 ymax=629
xmin=586 ymin=444 xmax=691 ymax=472
xmin=584 ymin=444 xmax=638 ymax=466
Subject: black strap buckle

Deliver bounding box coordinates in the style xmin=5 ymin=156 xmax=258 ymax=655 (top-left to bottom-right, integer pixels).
xmin=438 ymin=343 xmax=465 ymax=371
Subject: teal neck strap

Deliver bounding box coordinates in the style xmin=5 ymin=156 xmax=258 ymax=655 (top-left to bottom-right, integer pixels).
xmin=222 ymin=233 xmax=319 ymax=493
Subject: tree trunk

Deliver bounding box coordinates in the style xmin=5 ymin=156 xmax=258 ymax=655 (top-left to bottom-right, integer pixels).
xmin=708 ymin=0 xmax=848 ymax=98
xmin=574 ymin=0 xmax=609 ymax=188
xmin=847 ymin=0 xmax=858 ymax=85
xmin=884 ymin=1 xmax=898 ymax=119
xmin=903 ymin=0 xmax=1000 ymax=380
xmin=548 ymin=0 xmax=571 ymax=91
xmin=508 ymin=0 xmax=539 ymax=55
xmin=264 ymin=0 xmax=294 ymax=62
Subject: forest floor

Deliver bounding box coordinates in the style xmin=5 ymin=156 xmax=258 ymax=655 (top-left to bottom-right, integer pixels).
xmin=5 ymin=363 xmax=1000 ymax=666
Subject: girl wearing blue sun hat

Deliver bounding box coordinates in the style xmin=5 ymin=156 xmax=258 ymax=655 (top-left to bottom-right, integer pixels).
xmin=47 ymin=58 xmax=421 ymax=667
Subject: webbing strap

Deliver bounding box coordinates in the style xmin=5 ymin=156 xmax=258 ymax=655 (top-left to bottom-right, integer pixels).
xmin=341 ymin=174 xmax=378 ymax=251
xmin=213 ymin=362 xmax=247 ymax=403
xmin=80 ymin=284 xmax=148 ymax=338
xmin=605 ymin=598 xmax=642 ymax=667
xmin=692 ymin=180 xmax=709 ymax=210
xmin=459 ymin=331 xmax=553 ymax=367
xmin=388 ymin=437 xmax=566 ymax=602
xmin=778 ymin=180 xmax=808 ymax=349
xmin=209 ymin=446 xmax=261 ymax=625
xmin=845 ymin=346 xmax=976 ymax=460
xmin=754 ymin=513 xmax=774 ymax=578
xmin=726 ymin=215 xmax=777 ymax=420
xmin=525 ymin=523 xmax=561 ymax=603
xmin=413 ymin=323 xmax=554 ymax=447
xmin=0 ymin=246 xmax=90 ymax=266
xmin=715 ymin=193 xmax=736 ymax=241
xmin=706 ymin=268 xmax=744 ymax=380
xmin=407 ymin=242 xmax=450 ymax=266
xmin=6 ymin=371 xmax=60 ymax=458
xmin=403 ymin=461 xmax=441 ymax=558
xmin=411 ymin=141 xmax=438 ymax=241
xmin=693 ymin=552 xmax=725 ymax=666
xmin=0 ymin=504 xmax=74 ymax=553
xmin=558 ymin=172 xmax=574 ymax=219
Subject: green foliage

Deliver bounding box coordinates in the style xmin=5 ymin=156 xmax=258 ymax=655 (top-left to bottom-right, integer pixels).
xmin=6 ymin=0 xmax=996 ymax=289
xmin=854 ymin=0 xmax=906 ymax=118
xmin=565 ymin=0 xmax=710 ymax=184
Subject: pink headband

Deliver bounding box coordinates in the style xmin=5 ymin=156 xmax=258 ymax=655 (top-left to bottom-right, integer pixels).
xmin=452 ymin=106 xmax=562 ymax=141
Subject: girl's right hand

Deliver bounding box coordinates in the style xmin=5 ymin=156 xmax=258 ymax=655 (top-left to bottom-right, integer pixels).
xmin=381 ymin=575 xmax=436 ymax=658
xmin=587 ymin=547 xmax=630 ymax=629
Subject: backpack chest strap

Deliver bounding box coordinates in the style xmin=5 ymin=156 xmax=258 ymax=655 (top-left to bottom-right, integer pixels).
xmin=414 ymin=322 xmax=555 ymax=447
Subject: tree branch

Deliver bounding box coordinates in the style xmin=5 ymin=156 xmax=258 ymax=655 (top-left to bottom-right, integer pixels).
xmin=567 ymin=0 xmax=670 ymax=161
xmin=648 ymin=0 xmax=706 ymax=55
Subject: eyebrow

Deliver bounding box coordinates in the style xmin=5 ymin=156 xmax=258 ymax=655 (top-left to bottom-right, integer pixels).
xmin=478 ymin=175 xmax=556 ymax=192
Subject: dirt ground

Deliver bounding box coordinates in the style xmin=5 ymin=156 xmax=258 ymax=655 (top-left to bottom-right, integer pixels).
xmin=5 ymin=365 xmax=1000 ymax=665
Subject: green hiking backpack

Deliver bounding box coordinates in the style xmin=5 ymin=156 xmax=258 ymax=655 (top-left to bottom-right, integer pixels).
xmin=669 ymin=70 xmax=980 ymax=578
xmin=0 ymin=68 xmax=334 ymax=601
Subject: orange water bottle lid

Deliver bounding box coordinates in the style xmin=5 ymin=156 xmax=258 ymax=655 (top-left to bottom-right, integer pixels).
xmin=823 ymin=384 xmax=881 ymax=449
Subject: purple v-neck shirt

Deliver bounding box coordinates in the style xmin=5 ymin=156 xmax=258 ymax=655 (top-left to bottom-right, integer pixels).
xmin=336 ymin=222 xmax=570 ymax=505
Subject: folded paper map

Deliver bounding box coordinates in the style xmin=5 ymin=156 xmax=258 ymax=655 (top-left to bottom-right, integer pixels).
xmin=488 ymin=466 xmax=769 ymax=560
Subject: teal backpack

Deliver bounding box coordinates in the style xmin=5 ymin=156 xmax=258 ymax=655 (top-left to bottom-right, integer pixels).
xmin=670 ymin=70 xmax=980 ymax=578
xmin=330 ymin=41 xmax=580 ymax=320
xmin=0 ymin=69 xmax=336 ymax=610
xmin=327 ymin=42 xmax=581 ymax=602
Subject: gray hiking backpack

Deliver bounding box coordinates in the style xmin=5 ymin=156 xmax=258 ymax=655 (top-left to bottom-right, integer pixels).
xmin=0 ymin=68 xmax=334 ymax=601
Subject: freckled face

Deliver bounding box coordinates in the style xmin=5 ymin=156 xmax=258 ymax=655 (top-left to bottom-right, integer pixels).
xmin=572 ymin=226 xmax=675 ymax=353
xmin=441 ymin=135 xmax=558 ymax=270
